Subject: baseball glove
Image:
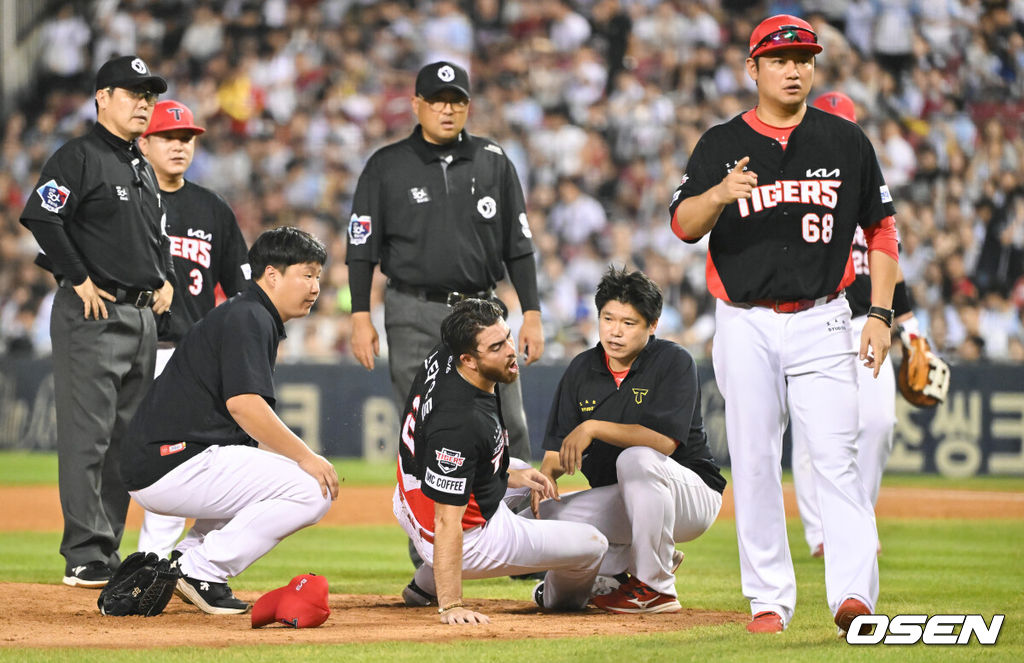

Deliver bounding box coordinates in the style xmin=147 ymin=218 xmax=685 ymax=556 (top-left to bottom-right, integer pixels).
xmin=897 ymin=335 xmax=951 ymax=408
xmin=97 ymin=552 xmax=179 ymax=617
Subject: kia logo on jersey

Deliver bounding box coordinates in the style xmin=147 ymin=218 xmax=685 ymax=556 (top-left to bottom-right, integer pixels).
xmin=435 ymin=447 xmax=465 ymax=474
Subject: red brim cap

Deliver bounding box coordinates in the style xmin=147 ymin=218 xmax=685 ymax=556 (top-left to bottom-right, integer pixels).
xmin=142 ymin=99 xmax=206 ymax=138
xmin=276 ymin=574 xmax=330 ymax=628
xmin=813 ymin=91 xmax=857 ymax=123
xmin=251 ymin=586 xmax=289 ymax=628
xmin=251 ymin=574 xmax=330 ymax=629
xmin=749 ymin=14 xmax=823 ymax=59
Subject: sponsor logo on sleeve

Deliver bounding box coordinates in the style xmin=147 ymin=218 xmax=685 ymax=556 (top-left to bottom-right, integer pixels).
xmin=435 ymin=447 xmax=465 ymax=474
xmin=36 ymin=179 xmax=70 ymax=213
xmin=241 ymin=263 xmax=252 ymax=280
xmin=424 ymin=467 xmax=466 ymax=494
xmin=348 ymin=214 xmax=372 ymax=245
xmin=484 ymin=144 xmax=503 ymax=155
xmin=880 ymin=185 xmax=892 ymax=204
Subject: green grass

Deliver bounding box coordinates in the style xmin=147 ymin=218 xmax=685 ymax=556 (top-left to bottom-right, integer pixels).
xmin=1 ymin=452 xmax=1022 ymax=661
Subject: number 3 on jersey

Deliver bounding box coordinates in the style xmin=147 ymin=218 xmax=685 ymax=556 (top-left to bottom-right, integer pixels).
xmin=801 ymin=212 xmax=834 ymax=243
xmin=188 ymin=268 xmax=203 ymax=296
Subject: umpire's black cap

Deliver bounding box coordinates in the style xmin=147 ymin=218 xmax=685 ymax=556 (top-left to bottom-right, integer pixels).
xmin=415 ymin=61 xmax=470 ymax=99
xmin=96 ymin=55 xmax=168 ymax=93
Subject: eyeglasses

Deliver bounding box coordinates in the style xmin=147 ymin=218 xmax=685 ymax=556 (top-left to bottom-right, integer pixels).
xmin=117 ymin=86 xmax=159 ymax=105
xmin=420 ymin=96 xmax=469 ymax=112
xmin=750 ymin=26 xmax=818 ymax=57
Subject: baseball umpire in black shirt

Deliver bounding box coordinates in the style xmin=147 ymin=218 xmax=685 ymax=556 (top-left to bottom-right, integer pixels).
xmin=346 ymin=61 xmax=543 ymax=464
xmin=19 ymin=55 xmax=173 ymax=588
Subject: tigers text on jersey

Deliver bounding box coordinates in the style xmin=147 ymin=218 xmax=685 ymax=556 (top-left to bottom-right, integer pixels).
xmin=158 ymin=180 xmax=250 ymax=342
xmin=669 ymin=108 xmax=896 ymax=302
xmin=397 ymin=343 xmax=511 ymax=535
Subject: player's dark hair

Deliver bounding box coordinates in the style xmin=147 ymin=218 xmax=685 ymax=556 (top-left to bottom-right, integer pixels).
xmin=441 ymin=299 xmax=504 ymax=358
xmin=595 ymin=266 xmax=662 ymax=325
xmin=249 ymin=226 xmax=327 ymax=279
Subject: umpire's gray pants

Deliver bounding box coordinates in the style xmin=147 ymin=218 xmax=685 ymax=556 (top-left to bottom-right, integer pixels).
xmin=50 ymin=285 xmax=157 ymax=572
xmin=384 ymin=287 xmax=532 ymax=459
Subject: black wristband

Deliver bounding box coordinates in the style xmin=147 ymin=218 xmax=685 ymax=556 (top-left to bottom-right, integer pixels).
xmin=867 ymin=306 xmax=894 ymax=328
xmin=892 ymin=281 xmax=912 ymax=318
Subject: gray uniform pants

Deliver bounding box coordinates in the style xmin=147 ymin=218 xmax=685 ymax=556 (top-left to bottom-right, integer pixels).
xmin=384 ymin=287 xmax=532 ymax=460
xmin=50 ymin=285 xmax=157 ymax=572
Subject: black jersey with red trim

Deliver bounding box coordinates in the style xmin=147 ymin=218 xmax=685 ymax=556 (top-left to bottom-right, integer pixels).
xmin=158 ymin=180 xmax=250 ymax=342
xmin=669 ymin=107 xmax=896 ymax=302
xmin=396 ymin=343 xmax=510 ymax=533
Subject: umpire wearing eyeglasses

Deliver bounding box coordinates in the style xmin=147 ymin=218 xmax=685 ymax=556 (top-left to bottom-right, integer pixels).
xmin=20 ymin=55 xmax=174 ymax=589
xmin=346 ymin=61 xmax=544 ymax=467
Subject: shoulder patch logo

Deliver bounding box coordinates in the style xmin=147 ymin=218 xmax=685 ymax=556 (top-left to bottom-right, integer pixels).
xmin=36 ymin=179 xmax=70 ymax=213
xmin=348 ymin=214 xmax=372 ymax=245
xmin=879 ymin=185 xmax=892 ymax=204
xmin=477 ymin=196 xmax=497 ymax=219
xmin=484 ymin=144 xmax=503 ymax=155
xmin=632 ymin=388 xmax=649 ymax=405
xmin=408 ymin=187 xmax=431 ymax=204
xmin=435 ymin=447 xmax=465 ymax=474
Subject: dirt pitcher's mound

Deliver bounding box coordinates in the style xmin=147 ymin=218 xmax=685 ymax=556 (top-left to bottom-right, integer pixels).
xmin=0 ymin=583 xmax=747 ymax=649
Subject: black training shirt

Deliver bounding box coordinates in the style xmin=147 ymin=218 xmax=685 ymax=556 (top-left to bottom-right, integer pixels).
xmin=346 ymin=127 xmax=535 ymax=300
xmin=543 ymin=337 xmax=726 ymax=493
xmin=397 ymin=343 xmax=510 ymax=528
xmin=20 ymin=122 xmax=171 ymax=290
xmin=121 ymin=282 xmax=285 ymax=490
xmin=157 ymin=180 xmax=250 ymax=342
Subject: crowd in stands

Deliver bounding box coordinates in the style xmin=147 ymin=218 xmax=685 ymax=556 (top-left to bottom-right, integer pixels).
xmin=2 ymin=0 xmax=1024 ymax=365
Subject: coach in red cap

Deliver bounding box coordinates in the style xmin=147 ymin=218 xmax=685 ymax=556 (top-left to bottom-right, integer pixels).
xmin=670 ymin=14 xmax=899 ymax=635
xmin=134 ymin=101 xmax=251 ymax=585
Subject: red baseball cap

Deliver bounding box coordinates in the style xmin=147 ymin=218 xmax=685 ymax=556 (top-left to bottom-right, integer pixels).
xmin=749 ymin=15 xmax=822 ymax=59
xmin=813 ymin=91 xmax=857 ymax=123
xmin=142 ymin=99 xmax=205 ymax=138
xmin=251 ymin=573 xmax=330 ymax=629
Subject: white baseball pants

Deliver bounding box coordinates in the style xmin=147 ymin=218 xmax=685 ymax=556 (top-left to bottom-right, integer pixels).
xmin=712 ymin=295 xmax=879 ymax=625
xmin=394 ymin=484 xmax=608 ymax=610
xmin=131 ymin=444 xmax=332 ymax=582
xmin=538 ymin=446 xmax=722 ymax=596
xmin=137 ymin=345 xmax=187 ymax=558
xmin=792 ymin=313 xmax=896 ymax=553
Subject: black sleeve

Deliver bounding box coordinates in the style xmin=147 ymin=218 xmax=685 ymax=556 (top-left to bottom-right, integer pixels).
xmin=217 ymin=208 xmax=251 ymax=296
xmin=348 ymin=260 xmax=374 ymax=313
xmin=857 ymin=131 xmax=898 ymax=228
xmin=505 ymin=253 xmax=540 ymax=311
xmin=22 ymin=219 xmax=88 ymax=284
xmin=640 ymin=348 xmax=701 ymax=443
xmin=220 ymin=305 xmax=277 ymax=402
xmin=420 ymin=415 xmax=479 ymax=506
xmin=542 ymin=367 xmax=582 ymax=452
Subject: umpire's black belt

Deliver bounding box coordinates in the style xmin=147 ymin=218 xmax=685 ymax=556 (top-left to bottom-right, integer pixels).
xmin=388 ymin=280 xmax=493 ymax=307
xmin=63 ymin=279 xmax=155 ymax=308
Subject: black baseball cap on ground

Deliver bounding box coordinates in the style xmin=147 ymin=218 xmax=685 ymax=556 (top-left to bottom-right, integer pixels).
xmin=415 ymin=61 xmax=470 ymax=99
xmin=95 ymin=55 xmax=168 ymax=93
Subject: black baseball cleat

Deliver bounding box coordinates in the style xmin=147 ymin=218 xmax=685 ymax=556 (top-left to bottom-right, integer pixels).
xmin=401 ymin=579 xmax=437 ymax=607
xmin=533 ymin=581 xmax=545 ymax=609
xmin=63 ymin=561 xmax=112 ymax=588
xmin=175 ymin=574 xmax=249 ymax=615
